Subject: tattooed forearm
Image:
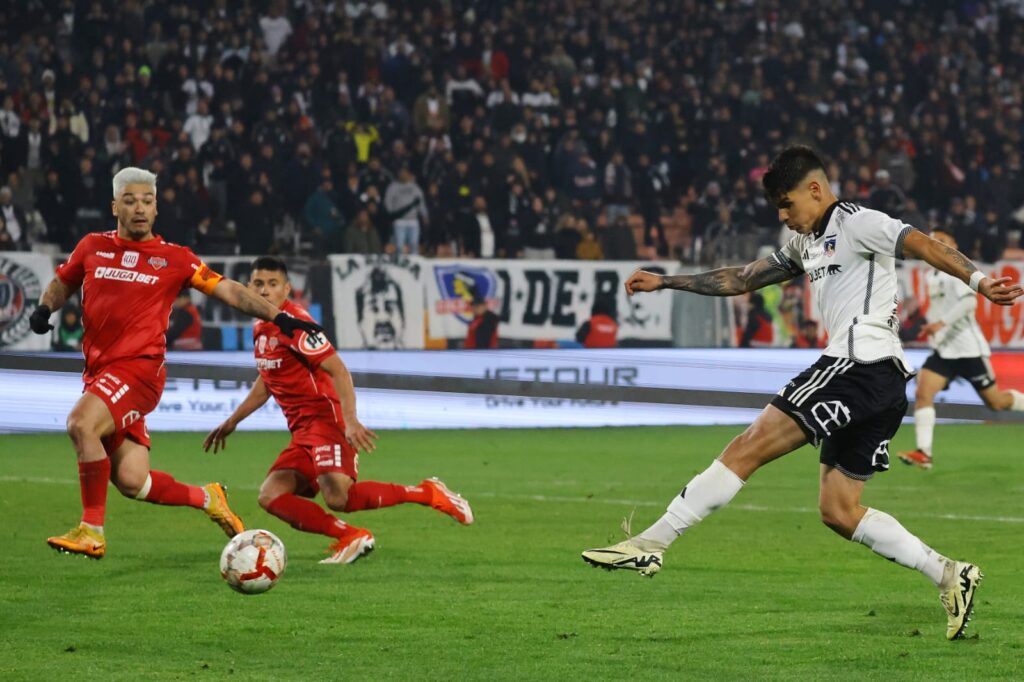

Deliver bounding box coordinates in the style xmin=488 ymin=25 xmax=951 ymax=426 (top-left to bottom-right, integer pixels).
xmin=938 ymin=244 xmax=977 ymax=281
xmin=39 ymin=278 xmax=73 ymax=310
xmin=213 ymin=279 xmax=279 ymax=321
xmin=742 ymin=260 xmax=797 ymax=289
xmin=660 ymin=268 xmax=745 ymax=296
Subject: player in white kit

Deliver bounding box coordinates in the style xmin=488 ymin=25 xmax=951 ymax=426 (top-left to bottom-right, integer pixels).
xmin=581 ymin=147 xmax=1023 ymax=640
xmin=898 ymin=228 xmax=1024 ymax=469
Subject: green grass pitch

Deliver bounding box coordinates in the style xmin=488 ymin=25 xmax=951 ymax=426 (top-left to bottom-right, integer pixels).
xmin=1 ymin=424 xmax=1022 ymax=680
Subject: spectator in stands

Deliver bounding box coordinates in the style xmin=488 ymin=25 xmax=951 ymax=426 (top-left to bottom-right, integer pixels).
xmin=869 ymin=169 xmax=906 ymax=218
xmin=603 ymin=215 xmax=637 ymax=261
xmin=237 ymin=189 xmax=276 ymax=255
xmin=603 ymin=150 xmax=633 ymax=229
xmin=0 ymin=187 xmax=29 ymax=250
xmin=465 ymin=292 xmax=499 ymax=350
xmin=304 ymin=170 xmax=346 ymax=254
xmin=384 ymin=166 xmax=427 ymax=256
xmin=576 ymin=300 xmax=618 ymax=349
xmin=344 ymin=207 xmax=383 ymax=255
xmin=35 ymin=169 xmax=74 ymax=249
xmin=166 ymin=290 xmax=203 ymax=351
xmin=738 ymin=293 xmax=774 ymax=348
xmin=791 ymin=319 xmax=822 ymax=349
xmin=522 ymin=195 xmax=555 ymax=260
xmin=1 ymin=1 xmax=1023 ymax=266
xmin=576 ymin=220 xmax=604 ymax=261
xmin=52 ymin=304 xmax=85 ymax=352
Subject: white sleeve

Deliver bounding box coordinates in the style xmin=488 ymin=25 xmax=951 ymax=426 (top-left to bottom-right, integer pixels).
xmin=847 ymin=209 xmax=915 ymax=260
xmin=768 ymin=235 xmax=805 ymax=275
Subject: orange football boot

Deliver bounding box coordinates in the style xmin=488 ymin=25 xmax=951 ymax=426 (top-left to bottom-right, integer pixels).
xmin=420 ymin=477 xmax=474 ymax=525
xmin=47 ymin=523 xmax=106 ymax=559
xmin=204 ymin=483 xmax=245 ymax=537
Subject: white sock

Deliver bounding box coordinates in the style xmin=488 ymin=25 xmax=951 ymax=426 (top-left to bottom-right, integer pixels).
xmin=914 ymin=406 xmax=935 ymax=456
xmin=637 ymin=460 xmax=745 ymax=549
xmin=82 ymin=521 xmax=104 ymax=535
xmin=134 ymin=473 xmax=153 ymax=500
xmin=1009 ymin=389 xmax=1024 ymax=412
xmin=851 ymin=508 xmax=950 ymax=587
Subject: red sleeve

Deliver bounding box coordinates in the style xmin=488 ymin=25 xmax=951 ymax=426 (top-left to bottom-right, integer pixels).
xmin=54 ymin=235 xmax=92 ymax=290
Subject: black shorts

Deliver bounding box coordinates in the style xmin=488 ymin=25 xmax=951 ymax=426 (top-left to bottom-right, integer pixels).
xmin=921 ymin=353 xmax=995 ymax=391
xmin=770 ymin=356 xmax=909 ymax=481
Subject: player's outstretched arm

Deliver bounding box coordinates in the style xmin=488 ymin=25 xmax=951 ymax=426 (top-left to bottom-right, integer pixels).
xmin=207 ymin=279 xmax=326 ymax=337
xmin=203 ymin=377 xmax=270 ymax=453
xmin=320 ymin=354 xmax=378 ymax=453
xmin=29 ymin=278 xmax=76 ymax=334
xmin=625 ymin=258 xmax=796 ymax=297
xmin=903 ymin=230 xmax=1023 ymax=306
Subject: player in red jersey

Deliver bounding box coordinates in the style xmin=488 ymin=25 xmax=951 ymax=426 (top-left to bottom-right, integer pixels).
xmin=203 ymin=257 xmax=473 ymax=565
xmin=28 ymin=168 xmax=324 ymax=559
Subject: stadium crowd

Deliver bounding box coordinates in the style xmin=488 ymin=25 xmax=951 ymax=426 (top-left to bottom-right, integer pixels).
xmin=1 ymin=0 xmax=1023 ymax=263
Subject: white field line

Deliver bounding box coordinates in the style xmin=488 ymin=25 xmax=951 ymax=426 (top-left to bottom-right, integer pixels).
xmin=3 ymin=475 xmax=1023 ymax=525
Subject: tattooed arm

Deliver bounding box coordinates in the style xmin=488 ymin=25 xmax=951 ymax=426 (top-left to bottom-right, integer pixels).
xmin=902 ymin=230 xmax=1023 ymax=306
xmin=207 ymin=278 xmax=281 ymax=321
xmin=625 ymin=257 xmax=800 ymax=297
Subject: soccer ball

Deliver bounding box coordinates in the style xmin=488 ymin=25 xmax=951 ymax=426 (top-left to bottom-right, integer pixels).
xmin=220 ymin=529 xmax=287 ymax=595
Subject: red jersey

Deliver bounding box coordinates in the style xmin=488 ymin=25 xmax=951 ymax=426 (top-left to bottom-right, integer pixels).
xmin=55 ymin=231 xmax=224 ymax=377
xmin=253 ymin=299 xmax=341 ymax=432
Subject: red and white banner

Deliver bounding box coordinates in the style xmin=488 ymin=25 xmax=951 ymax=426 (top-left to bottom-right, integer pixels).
xmin=900 ymin=261 xmax=1024 ymax=349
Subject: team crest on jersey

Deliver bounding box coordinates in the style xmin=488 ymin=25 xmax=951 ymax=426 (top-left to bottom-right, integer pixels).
xmin=268 ymin=337 xmax=279 ymax=350
xmin=147 ymin=256 xmax=168 ymax=270
xmin=299 ymin=330 xmax=330 ymax=355
xmin=257 ymin=335 xmax=267 ymax=354
xmin=121 ymin=251 xmax=139 ymax=268
xmin=823 ymin=237 xmax=837 ymax=257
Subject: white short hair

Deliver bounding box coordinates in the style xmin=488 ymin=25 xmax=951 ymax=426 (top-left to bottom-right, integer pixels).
xmin=112 ymin=167 xmax=157 ymax=198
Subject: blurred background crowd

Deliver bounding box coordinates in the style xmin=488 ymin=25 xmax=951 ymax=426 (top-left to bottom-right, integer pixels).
xmin=1 ymin=0 xmax=1023 ymax=266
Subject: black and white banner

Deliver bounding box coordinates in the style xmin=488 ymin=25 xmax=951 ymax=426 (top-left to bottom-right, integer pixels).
xmin=329 ymin=254 xmax=425 ymax=349
xmin=424 ymin=259 xmax=673 ymax=342
xmin=0 ymin=253 xmax=51 ymax=351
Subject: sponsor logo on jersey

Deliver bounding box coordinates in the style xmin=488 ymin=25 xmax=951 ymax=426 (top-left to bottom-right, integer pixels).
xmin=255 ymin=357 xmax=282 ymax=370
xmin=96 ymin=251 xmax=115 ymax=259
xmin=299 ymin=330 xmax=330 ymax=355
xmin=121 ymin=251 xmax=139 ymax=268
xmin=147 ymin=256 xmax=168 ymax=270
xmin=94 ymin=266 xmax=160 ymax=284
xmin=807 ymin=264 xmax=842 ymax=282
xmin=257 ymin=335 xmax=267 ymax=354
xmin=0 ymin=256 xmax=43 ymax=347
xmin=823 ymin=237 xmax=837 ymax=257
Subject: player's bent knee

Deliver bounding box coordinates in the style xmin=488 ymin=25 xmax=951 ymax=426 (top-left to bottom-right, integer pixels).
xmin=322 ymin=490 xmax=349 ymax=512
xmin=113 ymin=472 xmax=147 ymax=498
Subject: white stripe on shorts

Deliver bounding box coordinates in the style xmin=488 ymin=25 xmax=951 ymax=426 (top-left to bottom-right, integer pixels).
xmin=789 ymin=358 xmax=854 ymax=407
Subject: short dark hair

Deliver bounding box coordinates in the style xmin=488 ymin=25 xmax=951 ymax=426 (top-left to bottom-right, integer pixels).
xmin=250 ymin=256 xmax=288 ymax=279
xmin=762 ymin=146 xmax=827 ymax=203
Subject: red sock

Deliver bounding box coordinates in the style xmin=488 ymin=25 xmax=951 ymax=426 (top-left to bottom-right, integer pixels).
xmin=79 ymin=458 xmax=111 ymax=527
xmin=267 ymin=494 xmax=349 ymax=539
xmin=143 ymin=470 xmax=206 ymax=508
xmin=344 ymin=481 xmax=430 ymax=512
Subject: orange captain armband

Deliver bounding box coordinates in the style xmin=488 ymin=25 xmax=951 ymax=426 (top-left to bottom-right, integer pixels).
xmin=190 ymin=261 xmax=225 ymax=295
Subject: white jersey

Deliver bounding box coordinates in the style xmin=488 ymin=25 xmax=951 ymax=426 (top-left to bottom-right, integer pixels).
xmin=925 ymin=268 xmax=990 ymax=358
xmin=770 ymin=201 xmax=913 ymax=374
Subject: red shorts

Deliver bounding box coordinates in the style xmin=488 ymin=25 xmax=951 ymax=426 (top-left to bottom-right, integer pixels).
xmin=83 ymin=358 xmax=166 ymax=456
xmin=268 ymin=424 xmax=359 ymax=497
